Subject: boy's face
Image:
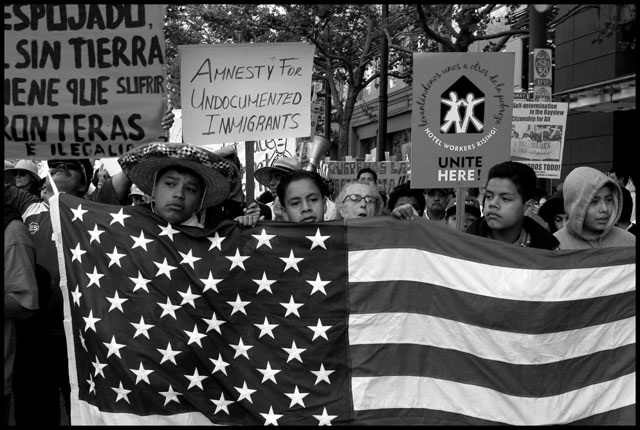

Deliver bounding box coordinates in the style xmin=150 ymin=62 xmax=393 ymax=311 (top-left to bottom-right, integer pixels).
xmin=483 ymin=178 xmax=530 ymax=234
xmin=282 ymin=177 xmax=326 ymax=223
xmin=268 ymin=172 xmax=286 ymax=196
xmin=358 ymin=172 xmax=376 ymax=186
xmin=153 ymin=169 xmax=203 ymax=224
xmin=583 ymin=186 xmax=614 ymax=235
xmin=445 ymin=212 xmax=479 ymax=230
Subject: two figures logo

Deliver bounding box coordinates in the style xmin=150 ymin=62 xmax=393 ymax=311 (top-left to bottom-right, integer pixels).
xmin=440 ymin=76 xmax=485 ymax=134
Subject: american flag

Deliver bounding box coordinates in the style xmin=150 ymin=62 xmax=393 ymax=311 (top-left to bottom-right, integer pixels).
xmin=50 ymin=193 xmax=635 ymax=425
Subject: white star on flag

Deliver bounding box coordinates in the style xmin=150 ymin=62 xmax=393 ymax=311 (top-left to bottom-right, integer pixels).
xmin=179 ymin=249 xmax=201 ymax=269
xmin=71 ymin=285 xmax=82 ymax=306
xmin=307 ymin=318 xmax=332 ymax=341
xmin=230 ymin=337 xmax=254 ymax=359
xmin=106 ymin=290 xmax=128 ymax=313
xmin=207 ymin=231 xmax=226 ymax=250
xmin=109 ymin=208 xmax=131 ymax=227
xmin=85 ymin=266 xmax=104 ymax=288
xmin=159 ymin=384 xmax=182 ymax=406
xmin=106 ymin=246 xmax=126 ymax=268
xmin=254 ymin=317 xmax=279 ymax=339
xmin=130 ymin=316 xmax=154 ymax=339
xmin=109 ymin=208 xmax=131 ymax=226
xmin=91 ymin=355 xmax=107 ymax=378
xmin=131 ymin=230 xmax=153 ymax=251
xmin=86 ymin=374 xmax=95 ymax=394
xmin=210 ymin=353 xmax=230 ymax=376
xmin=227 ymin=294 xmax=251 ymax=316
xmin=178 ymin=286 xmax=201 ymax=308
xmin=306 ymin=273 xmax=331 ymax=295
xmin=285 ymin=385 xmax=310 ymax=408
xmin=158 ymin=297 xmax=181 ymax=320
xmin=154 ymin=258 xmax=177 ymax=279
xmin=70 ymin=243 xmax=87 ymax=263
xmin=280 ymin=249 xmax=304 ymax=272
xmin=130 ymin=362 xmax=154 ymax=385
xmin=70 ymin=204 xmax=88 ymax=222
xmin=114 ymin=379 xmax=129 ymax=398
xmin=79 ymin=330 xmax=87 ymax=352
xmin=260 ymin=406 xmax=283 ymax=425
xmin=211 ymin=392 xmax=234 ymax=414
xmin=87 ymin=224 xmax=105 ymax=244
xmin=111 ymin=382 xmax=132 ymax=404
xmin=111 ymin=381 xmax=131 ymax=404
xmin=311 ymin=363 xmax=335 ymax=385
xmin=83 ymin=310 xmax=100 ymax=332
xmin=184 ymin=324 xmax=207 ymax=347
xmin=103 ymin=335 xmax=126 ymax=358
xmin=200 ymin=271 xmax=223 ymax=293
xmin=257 ymin=361 xmax=281 ymax=384
xmin=157 ymin=342 xmax=182 ymax=365
xmin=129 ymin=271 xmax=151 ymax=293
xmin=158 ymin=223 xmax=180 ymax=241
xmin=306 ymin=228 xmax=330 ymax=249
xmin=313 ymin=407 xmax=338 ymax=425
xmin=252 ymin=272 xmax=277 ymax=294
xmin=280 ymin=295 xmax=303 ymax=317
xmin=252 ymin=228 xmax=276 ymax=248
xmin=202 ymin=311 xmax=226 ymax=334
xmin=234 ymin=381 xmax=257 ymax=403
xmin=185 ymin=367 xmax=208 ymax=390
xmin=226 ymin=248 xmax=250 ymax=270
xmin=282 ymin=340 xmax=306 ymax=363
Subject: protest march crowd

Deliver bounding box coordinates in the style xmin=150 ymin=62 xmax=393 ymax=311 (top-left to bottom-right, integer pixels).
xmin=4 ymin=5 xmax=636 ymax=426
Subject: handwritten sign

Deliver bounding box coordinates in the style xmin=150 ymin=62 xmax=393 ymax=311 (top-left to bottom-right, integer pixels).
xmin=411 ymin=53 xmax=514 ymax=188
xmin=320 ymin=161 xmax=410 ymax=198
xmin=180 ymin=42 xmax=315 ymax=144
xmin=510 ymin=101 xmax=568 ymax=179
xmin=4 ymin=4 xmax=166 ymax=159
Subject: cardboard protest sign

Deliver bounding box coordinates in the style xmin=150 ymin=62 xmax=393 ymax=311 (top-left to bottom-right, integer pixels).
xmin=4 ymin=4 xmax=167 ymax=159
xmin=320 ymin=161 xmax=410 ymax=198
xmin=510 ymin=101 xmax=568 ymax=179
xmin=411 ymin=53 xmax=514 ymax=188
xmin=180 ymin=42 xmax=315 ymax=144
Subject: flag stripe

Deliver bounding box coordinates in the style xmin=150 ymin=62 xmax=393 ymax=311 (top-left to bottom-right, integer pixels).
xmin=346 ymin=217 xmax=636 ymax=269
xmin=353 ymin=408 xmax=503 ymax=425
xmin=73 ymin=399 xmax=214 ymax=425
xmin=349 ymin=281 xmax=635 ymax=333
xmin=349 ymin=248 xmax=635 ymax=302
xmin=349 ymin=343 xmax=635 ymax=396
xmin=349 ymin=312 xmax=635 ymax=365
xmin=351 ymin=373 xmax=636 ymax=425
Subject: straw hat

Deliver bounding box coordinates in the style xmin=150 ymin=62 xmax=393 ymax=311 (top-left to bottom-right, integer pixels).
xmin=254 ymin=157 xmax=302 ymax=187
xmin=6 ymin=160 xmax=41 ymax=182
xmin=118 ymin=142 xmax=238 ymax=208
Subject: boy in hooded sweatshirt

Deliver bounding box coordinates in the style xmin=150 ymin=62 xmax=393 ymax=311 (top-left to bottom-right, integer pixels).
xmin=554 ymin=166 xmax=635 ymax=249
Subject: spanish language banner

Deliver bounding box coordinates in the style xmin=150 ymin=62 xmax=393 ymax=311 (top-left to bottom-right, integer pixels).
xmin=50 ymin=193 xmax=635 ymax=425
xmin=180 ymin=42 xmax=315 ymax=144
xmin=4 ymin=4 xmax=167 ymax=159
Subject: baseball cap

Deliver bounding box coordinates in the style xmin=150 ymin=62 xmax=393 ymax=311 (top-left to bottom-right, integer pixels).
xmin=445 ymin=197 xmax=481 ymax=218
xmin=425 ymin=188 xmax=453 ymax=195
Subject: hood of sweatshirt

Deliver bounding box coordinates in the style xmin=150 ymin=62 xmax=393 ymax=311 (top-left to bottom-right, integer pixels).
xmin=562 ymin=166 xmax=622 ymax=241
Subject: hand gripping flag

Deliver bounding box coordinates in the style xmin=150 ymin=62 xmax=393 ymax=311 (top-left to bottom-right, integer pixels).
xmin=49 ymin=193 xmax=635 ymax=425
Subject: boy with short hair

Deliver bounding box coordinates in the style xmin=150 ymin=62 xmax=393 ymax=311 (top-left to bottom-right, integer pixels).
xmin=276 ymin=170 xmax=328 ymax=223
xmin=466 ymin=161 xmax=560 ymax=249
xmin=554 ymin=166 xmax=635 ymax=248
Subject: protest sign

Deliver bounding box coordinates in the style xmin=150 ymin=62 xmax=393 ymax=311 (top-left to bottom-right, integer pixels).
xmin=180 ymin=43 xmax=315 ymax=145
xmin=411 ymin=53 xmax=514 ymax=188
xmin=510 ymin=101 xmax=568 ymax=179
xmin=4 ymin=4 xmax=166 ymax=159
xmin=320 ymin=161 xmax=409 ymax=198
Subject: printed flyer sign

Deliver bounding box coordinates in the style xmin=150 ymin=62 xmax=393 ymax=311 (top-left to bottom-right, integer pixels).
xmin=4 ymin=4 xmax=167 ymax=159
xmin=181 ymin=42 xmax=315 ymax=144
xmin=510 ymin=100 xmax=568 ymax=179
xmin=320 ymin=161 xmax=409 ymax=198
xmin=411 ymin=52 xmax=514 ymax=188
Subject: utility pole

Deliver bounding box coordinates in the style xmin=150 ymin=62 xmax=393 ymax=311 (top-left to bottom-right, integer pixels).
xmin=376 ymin=3 xmax=389 ymax=162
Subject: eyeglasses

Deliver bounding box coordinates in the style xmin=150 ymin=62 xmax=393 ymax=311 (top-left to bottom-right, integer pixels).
xmin=13 ymin=171 xmax=28 ymax=177
xmin=343 ymin=194 xmax=378 ymax=204
xmin=49 ymin=161 xmax=87 ymax=183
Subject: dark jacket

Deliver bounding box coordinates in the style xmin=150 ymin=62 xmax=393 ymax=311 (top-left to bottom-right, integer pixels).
xmin=466 ymin=216 xmax=560 ymax=250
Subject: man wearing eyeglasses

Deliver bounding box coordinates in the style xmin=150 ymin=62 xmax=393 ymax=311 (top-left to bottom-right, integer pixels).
xmin=335 ymin=181 xmax=383 ymax=219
